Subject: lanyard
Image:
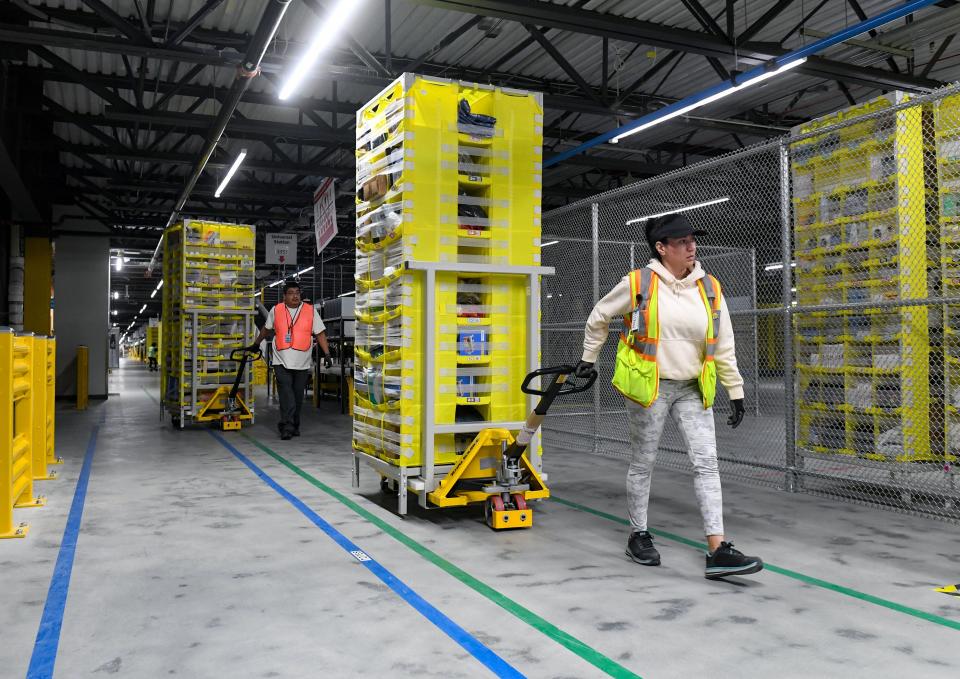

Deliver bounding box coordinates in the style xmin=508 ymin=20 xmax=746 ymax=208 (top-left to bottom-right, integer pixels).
xmin=283 ymin=303 xmax=302 ymax=329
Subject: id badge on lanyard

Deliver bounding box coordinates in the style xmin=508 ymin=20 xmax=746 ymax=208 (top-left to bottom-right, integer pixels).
xmin=285 ymin=305 xmax=299 ymax=345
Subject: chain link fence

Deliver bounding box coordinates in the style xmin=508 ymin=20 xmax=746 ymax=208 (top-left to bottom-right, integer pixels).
xmin=542 ymin=82 xmax=960 ymax=522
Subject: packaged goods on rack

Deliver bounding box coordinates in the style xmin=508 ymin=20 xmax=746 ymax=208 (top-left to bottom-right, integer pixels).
xmin=792 ymin=92 xmax=937 ymax=463
xmin=937 ymin=93 xmax=960 ymax=460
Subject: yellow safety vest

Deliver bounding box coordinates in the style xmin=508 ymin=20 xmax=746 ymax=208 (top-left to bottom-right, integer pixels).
xmin=611 ymin=268 xmax=722 ymax=409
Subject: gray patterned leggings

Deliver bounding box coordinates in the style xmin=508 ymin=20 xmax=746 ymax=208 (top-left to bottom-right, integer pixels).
xmin=625 ymin=379 xmax=724 ymax=536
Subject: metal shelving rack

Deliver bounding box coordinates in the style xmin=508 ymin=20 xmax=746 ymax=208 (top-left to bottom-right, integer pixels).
xmin=316 ymin=297 xmax=355 ymax=414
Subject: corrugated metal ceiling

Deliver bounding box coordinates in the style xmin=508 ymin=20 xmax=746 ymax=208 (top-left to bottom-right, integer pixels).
xmin=19 ymin=0 xmax=960 ymax=190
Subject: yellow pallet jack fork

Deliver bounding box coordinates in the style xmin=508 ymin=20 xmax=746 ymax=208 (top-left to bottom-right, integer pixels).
xmin=195 ymin=348 xmax=260 ymax=430
xmin=427 ymin=364 xmax=597 ymax=529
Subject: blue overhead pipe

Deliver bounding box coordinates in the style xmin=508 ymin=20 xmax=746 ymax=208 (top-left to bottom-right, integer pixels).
xmin=544 ymin=0 xmax=941 ymax=168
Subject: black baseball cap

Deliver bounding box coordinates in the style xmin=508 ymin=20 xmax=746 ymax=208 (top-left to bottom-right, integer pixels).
xmin=644 ymin=213 xmax=707 ymax=244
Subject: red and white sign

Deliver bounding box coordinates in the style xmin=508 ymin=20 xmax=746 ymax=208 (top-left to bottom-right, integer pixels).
xmin=313 ymin=178 xmax=338 ymax=255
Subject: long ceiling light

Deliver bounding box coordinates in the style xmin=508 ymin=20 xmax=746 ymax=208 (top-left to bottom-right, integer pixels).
xmin=610 ymin=58 xmax=807 ymax=144
xmin=338 ymin=290 xmax=356 ymax=298
xmin=296 ymin=266 xmax=315 ymax=275
xmin=625 ymin=197 xmax=731 ymax=225
xmin=278 ymin=0 xmax=365 ymax=101
xmin=214 ymin=149 xmax=248 ymax=198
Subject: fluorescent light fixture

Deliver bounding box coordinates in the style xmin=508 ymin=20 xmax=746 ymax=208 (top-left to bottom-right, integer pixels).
xmin=254 ymin=291 xmax=262 ymax=298
xmin=764 ymin=261 xmax=796 ymax=272
xmin=157 ymin=279 xmax=163 ymax=289
xmin=611 ymin=58 xmax=807 ymax=144
xmin=338 ymin=290 xmax=356 ymax=298
xmin=113 ymin=291 xmax=119 ymax=300
xmin=278 ymin=0 xmax=365 ymax=101
xmin=215 ymin=149 xmax=247 ymax=198
xmin=112 ymin=310 xmax=118 ymax=316
xmin=150 ymin=289 xmax=157 ymax=299
xmin=115 ymin=256 xmax=123 ymax=272
xmin=139 ymin=304 xmax=147 ymax=314
xmin=268 ymin=279 xmax=284 ymax=288
xmin=296 ymin=266 xmax=315 ymax=275
xmin=626 ymin=197 xmax=731 ymax=225
xmin=541 ymin=240 xmax=560 ymax=247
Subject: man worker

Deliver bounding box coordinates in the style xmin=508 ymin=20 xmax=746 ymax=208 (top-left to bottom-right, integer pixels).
xmin=249 ymin=280 xmax=333 ymax=440
xmin=148 ymin=343 xmax=158 ymax=372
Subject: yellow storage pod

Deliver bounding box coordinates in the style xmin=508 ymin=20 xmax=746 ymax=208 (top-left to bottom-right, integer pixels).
xmin=160 ymin=220 xmax=257 ymax=429
xmin=791 ymin=92 xmax=937 ymax=463
xmin=936 ymin=92 xmax=960 ymax=461
xmin=352 ymin=74 xmax=550 ymax=514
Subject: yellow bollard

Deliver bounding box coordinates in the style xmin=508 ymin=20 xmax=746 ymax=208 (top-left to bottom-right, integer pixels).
xmin=31 ymin=336 xmax=55 ymax=481
xmin=46 ymin=337 xmax=61 ymax=467
xmin=76 ymin=345 xmax=89 ymax=411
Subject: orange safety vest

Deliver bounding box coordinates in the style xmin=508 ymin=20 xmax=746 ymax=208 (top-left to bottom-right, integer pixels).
xmin=274 ymin=303 xmax=313 ymax=351
xmin=612 ymin=268 xmax=722 ymax=408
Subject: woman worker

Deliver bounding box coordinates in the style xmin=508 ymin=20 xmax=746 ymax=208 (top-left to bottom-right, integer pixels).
xmin=575 ymin=213 xmax=763 ymax=579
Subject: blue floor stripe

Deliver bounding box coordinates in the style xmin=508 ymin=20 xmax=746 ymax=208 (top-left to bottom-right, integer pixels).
xmin=209 ymin=431 xmax=524 ymax=678
xmin=27 ymin=422 xmax=100 ymax=679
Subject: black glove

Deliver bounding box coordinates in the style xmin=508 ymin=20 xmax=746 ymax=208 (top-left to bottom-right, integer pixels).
xmin=323 ymin=354 xmax=333 ymax=369
xmin=245 ymin=342 xmax=260 ymax=354
xmin=574 ymin=360 xmax=595 ymax=378
xmin=727 ymin=399 xmax=745 ymax=429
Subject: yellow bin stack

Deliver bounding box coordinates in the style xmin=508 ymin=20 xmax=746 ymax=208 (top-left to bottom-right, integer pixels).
xmin=351 ymin=73 xmax=551 ymax=514
xmin=161 ymin=220 xmax=257 ymax=429
xmin=791 ymin=93 xmax=935 ymax=463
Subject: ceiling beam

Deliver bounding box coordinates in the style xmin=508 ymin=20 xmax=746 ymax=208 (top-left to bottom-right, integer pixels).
xmin=404 ymin=0 xmax=944 ymax=92
xmin=52 ymin=141 xmax=352 ymax=177
xmin=78 ymin=0 xmax=151 ymax=45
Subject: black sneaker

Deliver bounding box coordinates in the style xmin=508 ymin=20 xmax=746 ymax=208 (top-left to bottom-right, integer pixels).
xmin=705 ymin=542 xmax=763 ymax=579
xmin=280 ymin=429 xmax=292 ymax=441
xmin=625 ymin=531 xmax=661 ymax=566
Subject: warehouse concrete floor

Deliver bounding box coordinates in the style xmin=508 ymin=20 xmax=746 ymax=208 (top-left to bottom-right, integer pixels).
xmin=3 ymin=360 xmax=959 ymax=678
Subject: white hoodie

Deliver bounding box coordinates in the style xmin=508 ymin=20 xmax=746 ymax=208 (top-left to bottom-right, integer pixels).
xmin=581 ymin=259 xmax=745 ymax=401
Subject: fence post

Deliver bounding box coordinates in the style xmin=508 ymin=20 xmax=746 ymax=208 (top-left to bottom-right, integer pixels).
xmin=77 ymin=345 xmax=89 ymax=411
xmin=780 ymin=140 xmax=799 ymax=493
xmin=591 ymin=202 xmax=600 ymax=455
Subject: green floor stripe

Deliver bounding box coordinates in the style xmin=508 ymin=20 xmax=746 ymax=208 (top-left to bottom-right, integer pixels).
xmin=551 ymin=496 xmax=960 ymax=632
xmin=241 ymin=433 xmax=641 ymax=679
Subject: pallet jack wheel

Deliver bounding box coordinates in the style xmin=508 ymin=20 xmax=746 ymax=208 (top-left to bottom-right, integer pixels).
xmin=379 ymin=477 xmax=398 ymax=495
xmin=511 ymin=493 xmax=528 ymax=510
xmin=484 ymin=494 xmax=505 ymax=526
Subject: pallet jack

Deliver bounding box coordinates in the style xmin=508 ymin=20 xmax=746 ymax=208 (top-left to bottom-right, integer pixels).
xmin=427 ymin=364 xmax=597 ymax=529
xmin=194 ymin=347 xmax=260 ymax=431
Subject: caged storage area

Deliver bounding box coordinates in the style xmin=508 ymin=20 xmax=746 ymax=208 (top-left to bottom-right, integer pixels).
xmin=541 ymin=84 xmax=960 ymax=522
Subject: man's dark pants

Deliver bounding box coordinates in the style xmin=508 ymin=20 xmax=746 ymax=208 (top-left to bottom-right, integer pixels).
xmin=273 ymin=364 xmax=310 ymax=434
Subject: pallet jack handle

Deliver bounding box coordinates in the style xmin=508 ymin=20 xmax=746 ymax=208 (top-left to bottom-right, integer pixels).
xmin=505 ymin=364 xmax=597 ymax=460
xmin=228 ymin=347 xmax=261 ymax=401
